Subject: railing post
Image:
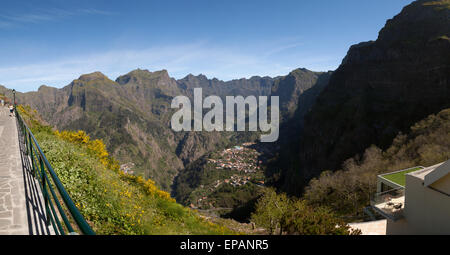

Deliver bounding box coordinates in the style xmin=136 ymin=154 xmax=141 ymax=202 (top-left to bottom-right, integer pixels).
xmin=23 ymin=123 xmax=29 ymax=156
xmin=40 ymin=156 xmax=51 ymax=226
xmin=29 ymin=132 xmax=35 ymax=177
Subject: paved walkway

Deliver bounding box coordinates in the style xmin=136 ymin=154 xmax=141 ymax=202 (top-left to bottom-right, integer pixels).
xmin=348 ymin=219 xmax=387 ymax=235
xmin=0 ymin=106 xmax=29 ymax=234
xmin=0 ymin=106 xmax=50 ymax=235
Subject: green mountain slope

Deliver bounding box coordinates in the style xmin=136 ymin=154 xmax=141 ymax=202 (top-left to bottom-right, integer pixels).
xmin=17 ymin=105 xmax=234 ymax=235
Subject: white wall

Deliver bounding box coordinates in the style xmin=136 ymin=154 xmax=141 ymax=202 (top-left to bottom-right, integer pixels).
xmin=386 ymin=173 xmax=450 ymax=234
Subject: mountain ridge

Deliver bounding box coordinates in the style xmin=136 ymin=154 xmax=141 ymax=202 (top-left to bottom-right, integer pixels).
xmin=0 ymin=67 xmax=329 ymax=192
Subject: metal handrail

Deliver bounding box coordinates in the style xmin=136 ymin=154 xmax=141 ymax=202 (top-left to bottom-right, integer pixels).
xmin=370 ymin=186 xmax=405 ymax=206
xmin=373 ymin=186 xmax=405 ymax=197
xmin=15 ymin=107 xmax=95 ymax=235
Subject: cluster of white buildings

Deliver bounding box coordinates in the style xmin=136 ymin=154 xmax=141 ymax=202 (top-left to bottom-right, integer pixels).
xmin=224 ymin=174 xmax=252 ymax=187
xmin=208 ymin=145 xmax=261 ymax=173
xmin=120 ymin=162 xmax=135 ymax=174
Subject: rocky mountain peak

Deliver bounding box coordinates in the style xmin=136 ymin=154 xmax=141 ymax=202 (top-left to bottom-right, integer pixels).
xmin=78 ymin=71 xmax=110 ymax=83
xmin=377 ymin=0 xmax=450 ymax=47
xmin=342 ymin=0 xmax=450 ymax=65
xmin=115 ymin=68 xmax=171 ymax=85
xmin=181 ymin=73 xmax=209 ymax=82
xmin=37 ymin=85 xmax=48 ymax=91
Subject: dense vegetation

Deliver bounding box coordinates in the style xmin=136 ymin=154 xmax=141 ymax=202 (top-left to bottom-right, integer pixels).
xmin=18 ymin=105 xmax=234 ymax=235
xmin=303 ymin=108 xmax=450 ymax=220
xmin=251 ymin=188 xmax=360 ymax=235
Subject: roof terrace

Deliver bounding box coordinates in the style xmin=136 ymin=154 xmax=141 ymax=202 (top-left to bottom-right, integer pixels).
xmin=370 ymin=163 xmax=446 ymax=221
xmin=371 ymin=166 xmax=425 ymax=221
xmin=380 ymin=166 xmax=424 ymax=187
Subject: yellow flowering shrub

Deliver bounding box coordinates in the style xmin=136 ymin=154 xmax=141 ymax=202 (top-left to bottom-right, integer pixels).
xmin=54 ymin=130 xmax=120 ymax=171
xmin=54 ymin=129 xmax=174 ymax=202
xmin=120 ymin=173 xmax=175 ymax=202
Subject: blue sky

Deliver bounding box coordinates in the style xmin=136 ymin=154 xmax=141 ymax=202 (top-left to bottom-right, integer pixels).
xmin=0 ymin=0 xmax=413 ymax=92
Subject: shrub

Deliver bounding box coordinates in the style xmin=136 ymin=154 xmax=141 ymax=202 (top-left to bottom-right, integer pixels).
xmin=251 ymin=188 xmax=358 ymax=235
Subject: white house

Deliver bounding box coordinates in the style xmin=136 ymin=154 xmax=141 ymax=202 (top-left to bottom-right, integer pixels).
xmin=371 ymin=160 xmax=450 ymax=234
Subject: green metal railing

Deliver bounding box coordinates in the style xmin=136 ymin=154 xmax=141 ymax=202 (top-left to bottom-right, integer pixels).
xmin=15 ymin=107 xmax=95 ymax=235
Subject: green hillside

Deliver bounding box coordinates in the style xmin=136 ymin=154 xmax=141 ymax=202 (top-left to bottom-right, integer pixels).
xmin=304 ymin=108 xmax=450 ymax=220
xmin=17 ymin=105 xmax=234 ymax=235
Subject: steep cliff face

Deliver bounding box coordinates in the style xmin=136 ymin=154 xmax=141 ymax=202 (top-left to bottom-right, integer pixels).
xmin=264 ymin=70 xmax=332 ymax=185
xmin=173 ymin=73 xmax=276 ymax=165
xmin=271 ymin=68 xmax=332 ymax=124
xmin=286 ymin=0 xmax=450 ymax=194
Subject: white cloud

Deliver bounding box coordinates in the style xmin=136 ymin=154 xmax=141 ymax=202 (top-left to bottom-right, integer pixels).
xmin=0 ymin=7 xmax=115 ymax=28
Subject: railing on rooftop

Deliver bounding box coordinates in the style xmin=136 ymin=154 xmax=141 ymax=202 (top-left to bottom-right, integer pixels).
xmin=15 ymin=107 xmax=95 ymax=235
xmin=370 ymin=187 xmax=405 ymax=221
xmin=378 ymin=166 xmax=425 ymax=189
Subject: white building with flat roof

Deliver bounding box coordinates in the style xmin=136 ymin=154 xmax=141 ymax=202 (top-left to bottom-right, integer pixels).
xmin=371 ymin=160 xmax=450 ymax=235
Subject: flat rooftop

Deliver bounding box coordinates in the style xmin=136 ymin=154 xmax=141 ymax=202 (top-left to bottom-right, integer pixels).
xmin=408 ymin=162 xmax=444 ymax=180
xmin=381 ymin=167 xmax=424 ymax=187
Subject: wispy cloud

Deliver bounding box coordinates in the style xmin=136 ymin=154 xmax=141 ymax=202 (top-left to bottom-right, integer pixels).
xmin=264 ymin=42 xmax=304 ymax=57
xmin=0 ymin=41 xmax=339 ymax=92
xmin=0 ymin=20 xmax=13 ymax=28
xmin=0 ymin=7 xmax=114 ymax=28
xmin=0 ymin=13 xmax=53 ymax=23
xmin=78 ymin=8 xmax=116 ymax=16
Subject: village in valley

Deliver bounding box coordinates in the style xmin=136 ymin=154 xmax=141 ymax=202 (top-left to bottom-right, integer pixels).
xmin=120 ymin=162 xmax=135 ymax=175
xmin=188 ymin=142 xmax=271 ymax=210
xmin=207 ymin=143 xmax=266 ymax=186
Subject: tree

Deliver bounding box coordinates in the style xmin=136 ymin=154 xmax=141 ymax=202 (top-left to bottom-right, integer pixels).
xmin=251 ymin=188 xmax=289 ymax=235
xmin=251 ymin=188 xmax=360 ymax=235
xmin=284 ymin=200 xmax=359 ymax=235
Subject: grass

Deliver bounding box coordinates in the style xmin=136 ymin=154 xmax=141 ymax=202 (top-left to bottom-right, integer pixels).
xmin=381 ymin=167 xmax=423 ymax=187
